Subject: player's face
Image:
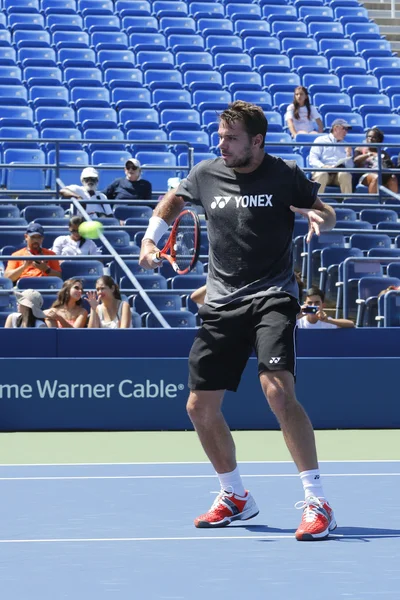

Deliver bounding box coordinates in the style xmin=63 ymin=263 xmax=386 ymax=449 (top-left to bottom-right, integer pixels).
xmin=218 ymin=120 xmax=262 ymax=171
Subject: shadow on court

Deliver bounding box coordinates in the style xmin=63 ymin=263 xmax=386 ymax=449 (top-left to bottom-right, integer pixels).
xmin=236 ymin=523 xmax=400 ymax=541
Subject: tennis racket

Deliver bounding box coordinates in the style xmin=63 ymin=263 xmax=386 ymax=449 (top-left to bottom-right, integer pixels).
xmin=153 ymin=209 xmax=201 ymax=275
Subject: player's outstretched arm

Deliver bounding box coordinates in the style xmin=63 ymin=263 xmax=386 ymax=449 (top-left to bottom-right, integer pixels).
xmin=290 ymin=198 xmax=336 ymax=243
xmin=139 ymin=189 xmax=185 ymax=270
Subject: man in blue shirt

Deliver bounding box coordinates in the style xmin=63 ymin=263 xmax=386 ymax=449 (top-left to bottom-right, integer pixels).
xmin=309 ymin=118 xmax=353 ymax=194
xmin=103 ymin=159 xmax=152 ymax=202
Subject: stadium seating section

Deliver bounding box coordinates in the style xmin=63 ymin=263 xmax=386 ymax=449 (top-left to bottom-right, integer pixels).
xmin=0 ymin=0 xmax=399 ymax=327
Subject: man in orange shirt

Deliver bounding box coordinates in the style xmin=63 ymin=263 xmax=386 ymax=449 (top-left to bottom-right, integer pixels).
xmin=5 ymin=223 xmax=62 ymax=283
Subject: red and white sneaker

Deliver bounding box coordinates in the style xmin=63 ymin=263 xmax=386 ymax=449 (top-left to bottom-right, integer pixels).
xmin=295 ymin=496 xmax=337 ymax=541
xmin=194 ymin=489 xmax=259 ymax=528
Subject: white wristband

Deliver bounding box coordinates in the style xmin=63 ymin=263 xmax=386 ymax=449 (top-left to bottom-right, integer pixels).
xmin=143 ymin=216 xmax=169 ymax=245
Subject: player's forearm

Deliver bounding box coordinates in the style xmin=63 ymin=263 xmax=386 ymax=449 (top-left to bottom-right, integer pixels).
xmin=318 ymin=202 xmax=336 ymax=232
xmin=153 ymin=191 xmax=185 ymax=225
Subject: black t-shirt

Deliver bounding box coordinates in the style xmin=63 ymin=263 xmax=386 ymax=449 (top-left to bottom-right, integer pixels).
xmin=103 ymin=177 xmax=152 ymax=201
xmin=176 ymin=155 xmax=319 ymax=306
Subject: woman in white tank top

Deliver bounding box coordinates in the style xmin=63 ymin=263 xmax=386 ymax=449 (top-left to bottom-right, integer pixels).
xmin=86 ymin=275 xmax=132 ymax=329
xmin=5 ymin=289 xmax=48 ymax=328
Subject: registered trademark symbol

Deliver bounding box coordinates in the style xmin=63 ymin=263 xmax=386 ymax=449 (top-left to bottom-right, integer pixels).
xmin=178 ymin=384 xmax=184 ymax=390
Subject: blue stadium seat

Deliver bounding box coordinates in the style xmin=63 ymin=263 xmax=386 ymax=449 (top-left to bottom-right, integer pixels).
xmin=324 ymin=112 xmax=363 ymax=132
xmin=380 ymin=76 xmax=400 ymax=99
xmin=47 ymin=149 xmax=89 ymax=186
xmin=183 ymin=70 xmax=222 ymax=91
xmin=291 ymin=55 xmax=329 ymax=76
xmin=16 ymin=276 xmax=63 ymax=290
xmin=114 ymin=0 xmax=151 ymax=17
xmin=84 ymin=15 xmax=121 ymax=33
xmin=345 ymin=22 xmax=381 ymax=41
xmin=364 ymin=114 xmax=400 ymax=134
xmin=0 ymin=205 xmax=20 ymax=218
xmin=160 ymin=108 xmax=201 ymax=132
xmin=228 ymin=3 xmax=262 ymax=21
xmin=235 ymin=19 xmax=271 ymax=38
xmin=0 ymin=276 xmax=14 ymax=290
xmin=61 ymin=259 xmax=104 ymax=279
xmin=360 ymin=209 xmax=398 ymax=227
xmin=23 ymin=204 xmax=65 ymax=221
xmin=263 ymin=111 xmax=283 ymax=131
xmin=122 ymin=16 xmax=159 ymax=35
xmin=0 ymin=217 xmax=27 ymax=226
xmin=299 ymin=5 xmax=334 ymax=23
xmin=152 ymin=1 xmax=188 ymax=19
xmin=130 ymin=32 xmax=167 ymax=52
xmin=335 ymin=220 xmax=372 ymax=231
xmin=70 ymin=86 xmax=111 ymax=110
xmin=350 ymin=233 xmax=391 ymax=252
xmin=177 ymin=151 xmax=216 ymax=167
xmin=9 ymin=13 xmax=45 ymax=30
xmin=175 ymin=51 xmax=214 ymax=73
xmin=3 ymin=148 xmax=46 ymax=190
xmin=303 ymin=231 xmax=345 ymax=286
xmin=17 ymin=47 xmax=56 ymax=68
xmin=136 ymin=150 xmax=177 ymax=191
xmin=113 ymin=205 xmax=152 ymax=221
xmin=4 ymin=0 xmax=40 ymax=13
xmin=313 ymin=92 xmax=352 ymax=118
xmin=101 ymin=230 xmax=131 ymax=248
xmin=58 ymin=48 xmax=96 ymax=68
xmin=374 ymin=223 xmax=400 ymax=232
xmin=390 ymin=94 xmax=400 ymax=113
xmin=104 ymin=67 xmax=143 ymax=89
xmin=274 ymin=152 xmax=303 ymax=167
xmin=319 ymin=38 xmax=355 ymax=59
xmin=264 ymin=132 xmax=293 ymax=154
xmin=127 ymin=129 xmax=168 ymax=153
xmin=13 ymin=30 xmax=50 ymax=49
xmin=168 ymin=130 xmax=210 ymax=154
xmin=47 ymin=14 xmax=83 ymax=32
xmin=136 ymin=50 xmax=175 ymax=72
xmin=192 ymin=89 xmax=231 ymax=112
xmin=224 ymin=72 xmax=262 ymax=93
xmin=0 ymin=105 xmax=33 ymax=127
xmin=334 ymin=208 xmax=357 ymax=222
xmin=110 ymin=258 xmax=151 ymax=283
xmin=0 ymin=126 xmax=38 ymax=149
xmin=282 ymin=37 xmax=318 ymax=58
xmin=387 ymin=263 xmax=400 ymax=279
xmin=0 ymin=47 xmax=17 ymax=65
xmin=253 ymin=54 xmax=290 ymax=75
xmin=146 ymin=310 xmax=196 ymax=327
xmin=308 ymin=22 xmax=343 ymax=42
xmin=378 ymin=289 xmax=400 ymax=327
xmin=79 ymin=0 xmax=114 ymax=16
xmin=357 ymin=275 xmax=400 ymax=327
xmin=123 ymin=274 xmax=167 ymax=290
xmin=77 ymin=107 xmax=118 ymax=130
xmin=64 ymin=67 xmax=103 ymax=88
xmin=23 ymin=66 xmax=63 ymax=87
xmin=263 ymin=72 xmax=300 ymax=95
xmin=119 ymin=107 xmax=159 ymax=131
xmin=0 ymin=30 xmax=11 ymax=45
xmin=159 ymin=17 xmax=196 ymax=36
xmin=232 ymin=90 xmax=272 ymax=110
xmin=335 ymin=6 xmax=369 ymax=25
xmin=369 ymin=249 xmax=400 ymax=259
xmin=273 ymin=91 xmax=296 ymax=114
xmin=83 ymin=129 xmax=125 ymax=152
xmin=197 ymin=18 xmax=234 ymax=38
xmin=262 ymin=5 xmax=297 ymax=23
xmin=330 ymin=56 xmax=367 ymax=78
xmin=29 ymin=85 xmax=69 ymax=109
xmin=271 ymin=21 xmax=308 ymax=41
xmin=91 ymin=31 xmax=129 ymax=51
xmin=0 ymin=231 xmax=25 ymax=249
xmin=52 ymin=31 xmax=90 ymax=50
xmin=0 ymin=65 xmax=23 ymax=85
xmin=152 ymin=89 xmax=191 ymax=111
xmin=355 ymin=39 xmax=393 ymax=60
xmin=42 ymin=0 xmax=77 ymax=15
xmin=133 ymin=292 xmax=182 ymax=316
xmin=167 ymin=34 xmax=204 ymax=54
xmin=35 ymin=106 xmax=76 ymax=130
xmin=41 ymin=127 xmax=82 ymax=150
xmin=341 ymin=74 xmax=380 ymax=97
xmin=143 ymin=68 xmax=182 ymax=91
xmin=302 ymin=73 xmax=340 ymax=95
xmin=189 ymin=2 xmax=224 ymax=20
xmin=33 ymin=218 xmax=70 ymax=226
xmin=109 ymin=87 xmax=150 ymax=110
xmin=205 ymin=35 xmax=242 ymax=55
xmin=91 ymin=150 xmax=132 ymax=187
xmin=0 ymin=84 xmax=28 ymax=106
xmin=169 ymin=274 xmax=207 ymax=290
xmin=243 ymin=36 xmax=281 ymax=56
xmin=367 ymin=57 xmax=400 ymax=79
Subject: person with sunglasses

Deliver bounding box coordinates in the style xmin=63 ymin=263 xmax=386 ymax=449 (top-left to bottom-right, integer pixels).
xmin=52 ymin=216 xmax=102 ymax=258
xmin=353 ymin=127 xmax=398 ymax=195
xmin=103 ymin=159 xmax=152 ymax=202
xmin=44 ymin=278 xmax=88 ymax=328
xmin=59 ymin=167 xmax=114 ymax=218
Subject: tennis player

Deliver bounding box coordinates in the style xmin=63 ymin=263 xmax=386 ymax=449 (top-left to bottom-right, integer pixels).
xmin=139 ymin=101 xmax=337 ymax=541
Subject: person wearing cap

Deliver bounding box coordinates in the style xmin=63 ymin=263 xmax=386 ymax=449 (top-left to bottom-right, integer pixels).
xmin=103 ymin=159 xmax=152 ymax=202
xmin=59 ymin=167 xmax=114 ymax=218
xmin=5 ymin=289 xmax=48 ymax=328
xmin=4 ymin=223 xmax=62 ymax=283
xmin=308 ymin=119 xmax=354 ymax=194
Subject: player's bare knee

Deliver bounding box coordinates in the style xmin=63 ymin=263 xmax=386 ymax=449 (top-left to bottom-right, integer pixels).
xmin=260 ymin=372 xmax=296 ymax=419
xmin=186 ymin=390 xmax=222 ymax=424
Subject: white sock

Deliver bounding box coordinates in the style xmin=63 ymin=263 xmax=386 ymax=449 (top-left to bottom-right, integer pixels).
xmin=217 ymin=466 xmax=246 ymax=497
xmin=300 ymin=469 xmax=325 ymax=500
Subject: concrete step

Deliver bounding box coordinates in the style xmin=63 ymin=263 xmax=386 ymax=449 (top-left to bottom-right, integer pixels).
xmin=369 ymin=10 xmax=400 ymax=18
xmin=374 ymin=17 xmax=400 ymax=25
xmin=362 ymin=2 xmax=394 ymax=9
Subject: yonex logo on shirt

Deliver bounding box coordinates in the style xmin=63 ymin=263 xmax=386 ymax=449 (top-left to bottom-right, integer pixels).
xmin=269 ymin=357 xmax=281 ymax=364
xmin=210 ymin=195 xmax=273 ymax=209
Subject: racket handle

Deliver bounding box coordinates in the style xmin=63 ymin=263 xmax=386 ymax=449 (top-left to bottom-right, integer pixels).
xmin=152 ymin=252 xmax=162 ymax=264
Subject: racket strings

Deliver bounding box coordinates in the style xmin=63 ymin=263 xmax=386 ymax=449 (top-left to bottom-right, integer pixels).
xmin=173 ymin=212 xmax=198 ymax=271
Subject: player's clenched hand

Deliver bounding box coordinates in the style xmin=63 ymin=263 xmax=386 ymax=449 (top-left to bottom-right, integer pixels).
xmin=139 ymin=239 xmax=162 ymax=270
xmin=290 ymin=206 xmax=325 ymax=243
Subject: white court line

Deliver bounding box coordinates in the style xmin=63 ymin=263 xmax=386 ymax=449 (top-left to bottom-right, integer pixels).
xmin=0 ymin=533 xmax=398 ymax=544
xmin=1 ymin=473 xmax=400 ymax=481
xmin=0 ymin=460 xmax=400 ymax=467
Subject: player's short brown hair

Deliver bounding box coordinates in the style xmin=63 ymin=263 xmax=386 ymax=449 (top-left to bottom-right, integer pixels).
xmin=218 ymin=101 xmax=268 ymax=148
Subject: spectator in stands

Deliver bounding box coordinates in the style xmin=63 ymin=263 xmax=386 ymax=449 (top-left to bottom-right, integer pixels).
xmin=285 ymin=86 xmax=323 ymax=139
xmin=4 ymin=223 xmax=62 ymax=283
xmin=60 ymin=168 xmax=114 ymax=218
xmin=52 ymin=216 xmax=101 ymax=258
xmin=297 ymin=287 xmax=354 ymax=329
xmin=103 ymin=159 xmax=152 ymax=202
xmin=309 ymin=119 xmax=353 ymax=194
xmin=86 ymin=275 xmax=132 ymax=329
xmin=44 ymin=278 xmax=88 ymax=328
xmin=5 ymin=289 xmax=47 ymax=328
xmin=353 ymin=127 xmax=398 ymax=195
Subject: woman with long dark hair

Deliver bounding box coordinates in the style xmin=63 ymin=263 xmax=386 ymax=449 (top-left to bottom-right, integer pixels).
xmin=86 ymin=275 xmax=132 ymax=329
xmin=44 ymin=278 xmax=88 ymax=328
xmin=5 ymin=289 xmax=47 ymax=328
xmin=285 ymin=86 xmax=323 ymax=138
xmin=354 ymin=127 xmax=398 ymax=194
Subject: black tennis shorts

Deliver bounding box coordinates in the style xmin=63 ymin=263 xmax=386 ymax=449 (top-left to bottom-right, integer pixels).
xmin=188 ymin=294 xmax=300 ymax=392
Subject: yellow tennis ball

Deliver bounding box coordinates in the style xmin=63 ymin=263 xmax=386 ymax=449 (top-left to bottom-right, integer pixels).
xmin=78 ymin=220 xmax=104 ymax=240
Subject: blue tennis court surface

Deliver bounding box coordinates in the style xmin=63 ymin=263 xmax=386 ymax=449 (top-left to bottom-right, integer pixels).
xmin=1 ymin=460 xmax=399 ymax=599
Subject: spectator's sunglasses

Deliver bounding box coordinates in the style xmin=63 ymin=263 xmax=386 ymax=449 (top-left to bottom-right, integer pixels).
xmin=82 ymin=177 xmax=98 ymax=183
xmin=72 ymin=285 xmax=83 ymax=292
xmin=126 ymin=166 xmax=139 ymax=171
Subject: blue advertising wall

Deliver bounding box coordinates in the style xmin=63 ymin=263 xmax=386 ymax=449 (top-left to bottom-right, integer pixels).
xmin=0 ymin=329 xmax=399 ymax=431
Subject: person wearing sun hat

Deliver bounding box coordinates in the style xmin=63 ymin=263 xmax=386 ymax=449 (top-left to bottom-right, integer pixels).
xmin=4 ymin=223 xmax=62 ymax=283
xmin=5 ymin=289 xmax=48 ymax=328
xmin=103 ymin=158 xmax=152 ymax=202
xmin=309 ymin=118 xmax=354 ymax=194
xmin=59 ymin=167 xmax=114 ymax=218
